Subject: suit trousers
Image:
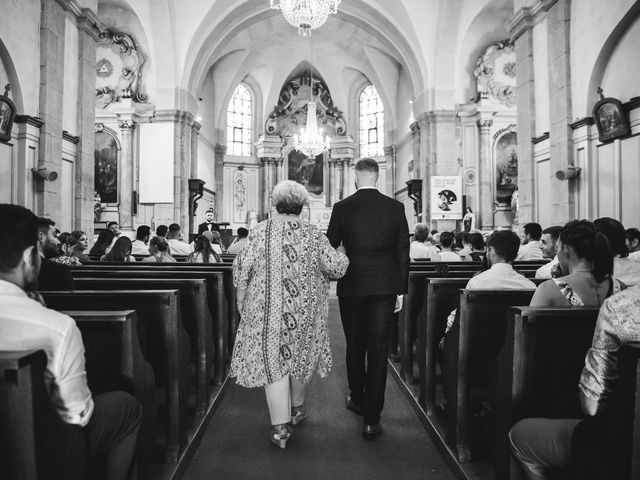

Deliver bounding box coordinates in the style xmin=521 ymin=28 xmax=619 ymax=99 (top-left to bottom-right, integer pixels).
xmin=338 ymin=294 xmax=396 ymax=425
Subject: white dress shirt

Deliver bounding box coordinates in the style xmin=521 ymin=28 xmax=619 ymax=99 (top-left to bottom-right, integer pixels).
xmin=614 ymin=256 xmax=640 ymax=286
xmin=629 ymin=250 xmax=640 ymax=263
xmin=130 ymin=239 xmax=150 ymax=256
xmin=227 ymin=238 xmax=247 ymax=255
xmin=535 ymin=256 xmax=559 ymax=279
xmin=409 ymin=242 xmax=440 ymax=261
xmin=167 ymin=238 xmax=194 ymax=256
xmin=0 ymin=279 xmax=94 ymax=426
xmin=438 ymin=250 xmax=462 ymax=262
xmin=516 ymin=240 xmax=544 ymax=261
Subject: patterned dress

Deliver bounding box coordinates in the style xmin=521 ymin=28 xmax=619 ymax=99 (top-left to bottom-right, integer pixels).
xmin=230 ymin=217 xmax=349 ymax=388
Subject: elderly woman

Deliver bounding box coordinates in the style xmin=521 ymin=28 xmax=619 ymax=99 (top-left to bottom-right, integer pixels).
xmin=231 ymin=180 xmax=349 ymax=449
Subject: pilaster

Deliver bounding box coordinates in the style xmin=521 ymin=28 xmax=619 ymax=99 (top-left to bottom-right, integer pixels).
xmin=118 ymin=119 xmax=135 ymax=230
xmin=478 ymin=118 xmax=494 ymax=230
xmin=214 ymin=144 xmax=226 ymax=220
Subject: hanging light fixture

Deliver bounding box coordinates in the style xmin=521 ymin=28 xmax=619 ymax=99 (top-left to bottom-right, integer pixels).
xmin=269 ymin=0 xmax=341 ymax=37
xmin=293 ymin=97 xmax=330 ymax=157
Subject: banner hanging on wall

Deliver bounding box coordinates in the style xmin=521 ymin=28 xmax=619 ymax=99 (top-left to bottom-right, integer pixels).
xmin=430 ymin=176 xmax=463 ymax=220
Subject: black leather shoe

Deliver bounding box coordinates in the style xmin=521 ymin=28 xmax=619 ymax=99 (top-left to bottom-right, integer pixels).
xmin=346 ymin=396 xmax=363 ymax=416
xmin=362 ymin=423 xmax=383 ymax=440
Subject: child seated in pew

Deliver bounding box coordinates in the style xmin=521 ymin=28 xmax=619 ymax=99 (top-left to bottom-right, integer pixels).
xmin=0 ymin=204 xmax=141 ymax=480
xmin=530 ymin=220 xmax=624 ymax=307
xmin=510 ymin=284 xmax=640 ymax=480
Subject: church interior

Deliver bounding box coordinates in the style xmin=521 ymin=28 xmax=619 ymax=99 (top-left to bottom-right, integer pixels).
xmin=2 ymin=0 xmax=640 ymax=479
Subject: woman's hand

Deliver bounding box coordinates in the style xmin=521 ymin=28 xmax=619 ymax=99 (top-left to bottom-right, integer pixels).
xmin=237 ymin=288 xmax=247 ymax=311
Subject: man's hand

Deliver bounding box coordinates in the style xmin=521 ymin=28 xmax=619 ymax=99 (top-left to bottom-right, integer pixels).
xmin=394 ymin=295 xmax=404 ymax=313
xmin=337 ymin=244 xmax=346 ymax=255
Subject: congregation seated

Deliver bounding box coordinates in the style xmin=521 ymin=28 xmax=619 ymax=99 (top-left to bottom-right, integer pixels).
xmin=101 ymin=237 xmax=135 ymax=263
xmin=410 ymin=223 xmax=441 ymax=261
xmin=166 ymin=223 xmax=193 ymax=256
xmin=201 ymin=230 xmax=224 ymax=255
xmin=70 ymin=230 xmax=91 ymax=264
xmin=595 ymin=217 xmax=640 ymax=286
xmin=142 ymin=236 xmax=176 ymax=263
xmin=437 ymin=231 xmax=461 ymax=262
xmin=626 ymin=227 xmax=640 ymax=263
xmin=510 ymin=283 xmax=640 ymax=480
xmin=531 ymin=220 xmax=623 ymax=307
xmin=55 ymin=232 xmax=83 ymax=266
xmin=516 ymin=222 xmax=544 ymax=261
xmin=463 ymin=232 xmax=485 ymax=262
xmin=0 ymin=204 xmax=141 ymax=480
xmin=187 ymin=236 xmax=221 ymax=263
xmin=155 ymin=224 xmax=168 ymax=241
xmin=131 ymin=225 xmax=151 ymax=256
xmin=535 ymin=225 xmax=562 ymax=279
xmin=89 ymin=229 xmax=115 ymax=257
xmin=456 ymin=232 xmax=472 ymax=259
xmin=37 ymin=217 xmax=74 ymax=291
xmin=226 ymin=227 xmax=249 ymax=255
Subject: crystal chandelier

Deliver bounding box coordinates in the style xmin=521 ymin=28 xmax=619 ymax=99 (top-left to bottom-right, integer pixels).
xmin=293 ymin=100 xmax=330 ymax=157
xmin=269 ymin=0 xmax=341 ymax=37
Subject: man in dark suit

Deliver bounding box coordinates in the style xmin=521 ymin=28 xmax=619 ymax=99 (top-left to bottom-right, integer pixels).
xmin=326 ymin=158 xmax=410 ymax=439
xmin=198 ymin=209 xmax=219 ymax=235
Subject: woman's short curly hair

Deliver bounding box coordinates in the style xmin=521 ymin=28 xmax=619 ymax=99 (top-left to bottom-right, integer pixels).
xmin=272 ymin=180 xmax=309 ymax=215
xmin=413 ymin=223 xmax=430 ymax=242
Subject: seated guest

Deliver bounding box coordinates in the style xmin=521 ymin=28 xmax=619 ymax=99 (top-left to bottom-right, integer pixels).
xmin=37 ymin=217 xmax=73 ymax=290
xmin=52 ymin=232 xmax=82 ymax=266
xmin=166 ymin=223 xmax=193 ymax=256
xmin=409 ymin=223 xmax=441 ymax=261
xmin=595 ymin=217 xmax=640 ymax=286
xmin=101 ymin=237 xmax=135 ymax=262
xmin=142 ymin=237 xmax=176 ymax=263
xmin=625 ymin=227 xmax=640 ymax=263
xmin=131 ymin=225 xmax=151 ymax=256
xmin=457 ymin=232 xmax=472 ymax=259
xmin=464 ymin=232 xmax=486 ymax=262
xmin=187 ymin=236 xmax=220 ymax=263
xmin=535 ymin=226 xmax=562 ymax=279
xmin=531 ymin=220 xmax=623 ymax=307
xmin=510 ymin=284 xmax=640 ymax=480
xmin=516 ymin=222 xmax=544 ymax=261
xmin=0 ymin=204 xmax=141 ymax=480
xmin=155 ymin=224 xmax=168 ymax=240
xmin=89 ymin=229 xmax=115 ymax=257
xmin=70 ymin=230 xmax=91 ymax=264
xmin=437 ymin=231 xmax=461 ymax=262
xmin=227 ymin=227 xmax=249 ymax=254
xmin=209 ymin=230 xmax=224 ymax=254
xmin=104 ymin=221 xmax=121 ymax=254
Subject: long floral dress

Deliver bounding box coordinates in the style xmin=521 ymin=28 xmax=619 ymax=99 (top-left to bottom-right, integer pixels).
xmin=230 ymin=217 xmax=349 ymax=388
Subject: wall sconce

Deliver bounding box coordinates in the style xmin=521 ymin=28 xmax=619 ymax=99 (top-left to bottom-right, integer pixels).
xmin=555 ymin=166 xmax=581 ymax=181
xmin=31 ymin=167 xmax=58 ymax=181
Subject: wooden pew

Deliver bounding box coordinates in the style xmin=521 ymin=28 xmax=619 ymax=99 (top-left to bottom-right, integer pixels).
xmin=41 ymin=290 xmax=188 ymax=464
xmin=63 ymin=310 xmax=156 ymax=479
xmin=486 ymin=306 xmax=599 ymax=480
xmin=0 ymin=350 xmax=85 ymax=480
xmin=443 ymin=289 xmax=536 ymax=463
xmin=617 ymin=343 xmax=640 ymax=480
xmin=72 ymin=278 xmax=213 ymax=416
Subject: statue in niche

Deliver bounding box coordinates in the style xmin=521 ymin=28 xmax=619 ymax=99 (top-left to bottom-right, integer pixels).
xmin=94 ymin=130 xmax=118 ymax=203
xmin=495 ymin=131 xmax=518 ymax=205
xmin=288 ymin=150 xmax=324 ymax=195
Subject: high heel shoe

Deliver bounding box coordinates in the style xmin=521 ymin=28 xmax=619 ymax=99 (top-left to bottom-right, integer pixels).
xmin=290 ymin=405 xmax=306 ymax=426
xmin=270 ymin=424 xmax=291 ymax=449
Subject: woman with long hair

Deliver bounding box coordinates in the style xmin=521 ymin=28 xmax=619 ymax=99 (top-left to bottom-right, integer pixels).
xmin=187 ymin=236 xmax=220 ymax=263
xmin=142 ymin=237 xmax=176 ymax=263
xmin=595 ymin=217 xmax=640 ymax=286
xmin=89 ymin=229 xmax=115 ymax=257
xmin=101 ymin=236 xmax=135 ymax=262
xmin=70 ymin=230 xmax=91 ymax=263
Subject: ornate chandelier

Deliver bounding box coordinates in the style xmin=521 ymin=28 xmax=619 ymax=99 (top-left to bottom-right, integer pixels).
xmin=269 ymin=0 xmax=341 ymax=37
xmin=293 ymin=101 xmax=330 ymax=157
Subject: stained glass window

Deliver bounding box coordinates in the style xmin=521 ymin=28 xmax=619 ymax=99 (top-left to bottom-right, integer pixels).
xmin=226 ymin=84 xmax=253 ymax=157
xmin=359 ymin=85 xmax=384 ymax=157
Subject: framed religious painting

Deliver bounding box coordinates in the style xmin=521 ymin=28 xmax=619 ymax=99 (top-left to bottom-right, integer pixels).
xmin=0 ymin=84 xmax=16 ymax=143
xmin=592 ymin=90 xmax=630 ymax=143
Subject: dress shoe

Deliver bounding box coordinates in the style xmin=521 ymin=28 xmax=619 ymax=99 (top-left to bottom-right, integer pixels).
xmin=290 ymin=405 xmax=306 ymax=426
xmin=270 ymin=424 xmax=291 ymax=449
xmin=346 ymin=396 xmax=363 ymax=416
xmin=362 ymin=422 xmax=383 ymax=440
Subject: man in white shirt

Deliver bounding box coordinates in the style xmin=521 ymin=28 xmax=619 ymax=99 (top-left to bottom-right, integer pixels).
xmin=626 ymin=228 xmax=640 ymax=263
xmin=516 ymin=222 xmax=544 ymax=261
xmin=535 ymin=225 xmax=562 ymax=279
xmin=409 ymin=224 xmax=441 ymax=261
xmin=131 ymin=225 xmax=151 ymax=256
xmin=0 ymin=204 xmax=141 ymax=480
xmin=227 ymin=227 xmax=249 ymax=255
xmin=437 ymin=231 xmax=461 ymax=262
xmin=166 ymin=223 xmax=194 ymax=256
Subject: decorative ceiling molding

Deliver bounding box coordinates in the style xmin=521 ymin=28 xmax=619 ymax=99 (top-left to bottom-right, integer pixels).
xmin=265 ymin=72 xmax=346 ymax=138
xmin=472 ymin=41 xmax=516 ymax=107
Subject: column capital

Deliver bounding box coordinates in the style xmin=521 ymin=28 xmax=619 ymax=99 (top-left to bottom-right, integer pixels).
xmin=191 ymin=121 xmax=202 ymax=133
xmin=384 ymin=145 xmax=397 ymax=157
xmin=118 ymin=119 xmax=136 ymax=132
xmin=477 ymin=118 xmax=494 ymax=131
xmin=508 ymin=0 xmax=559 ymax=41
xmin=215 ymin=143 xmax=227 ymax=156
xmin=409 ymin=121 xmax=420 ymax=134
xmin=260 ymin=157 xmax=277 ymax=165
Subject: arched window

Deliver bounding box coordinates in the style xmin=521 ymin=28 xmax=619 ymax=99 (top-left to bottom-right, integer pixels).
xmin=359 ymin=84 xmax=384 ymax=157
xmin=226 ymin=84 xmax=253 ymax=156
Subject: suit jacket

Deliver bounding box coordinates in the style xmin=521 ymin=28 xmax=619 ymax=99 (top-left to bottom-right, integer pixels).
xmin=198 ymin=222 xmax=220 ymax=235
xmin=327 ymin=188 xmax=410 ymax=297
xmin=38 ymin=259 xmax=74 ymax=291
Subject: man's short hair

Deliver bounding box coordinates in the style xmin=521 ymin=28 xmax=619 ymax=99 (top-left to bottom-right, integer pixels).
xmin=168 ymin=223 xmax=181 ymax=234
xmin=413 ymin=223 xmax=430 ymax=242
xmin=205 ymin=209 xmax=214 ymax=214
xmin=523 ymin=223 xmax=542 ymax=241
xmin=136 ymin=225 xmax=151 ymax=240
xmin=37 ymin=216 xmax=55 ymax=234
xmin=0 ymin=204 xmax=39 ymax=272
xmin=440 ymin=231 xmax=454 ymax=248
xmin=237 ymin=227 xmax=249 ymax=239
xmin=355 ymin=158 xmax=379 ymax=175
xmin=107 ymin=221 xmax=118 ymax=229
xmin=156 ymin=225 xmax=168 ymax=237
xmin=469 ymin=232 xmax=485 ymax=251
xmin=487 ymin=230 xmax=521 ymax=262
xmin=594 ymin=217 xmax=628 ymax=257
xmin=626 ymin=228 xmax=640 ymax=244
xmin=542 ymin=225 xmax=563 ymax=242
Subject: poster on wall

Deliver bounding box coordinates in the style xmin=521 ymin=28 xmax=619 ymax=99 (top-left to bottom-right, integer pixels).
xmin=430 ymin=176 xmax=463 ymax=220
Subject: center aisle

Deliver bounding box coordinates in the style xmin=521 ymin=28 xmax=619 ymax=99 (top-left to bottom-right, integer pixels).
xmin=182 ymin=297 xmax=455 ymax=480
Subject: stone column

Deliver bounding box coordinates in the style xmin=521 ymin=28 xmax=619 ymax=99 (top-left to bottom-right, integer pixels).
xmin=36 ymin=0 xmax=66 ymax=217
xmin=275 ymin=158 xmax=284 ymax=184
xmin=190 ymin=121 xmax=201 ymax=179
xmin=384 ymin=145 xmax=397 ymax=196
xmin=341 ymin=158 xmax=351 ymax=199
xmin=260 ymin=157 xmax=276 ymax=217
xmin=214 ymin=144 xmax=226 ymax=220
xmin=329 ymin=159 xmax=338 ymax=204
xmin=118 ymin=120 xmax=135 ymax=230
xmin=416 ymin=114 xmax=431 ymax=225
xmin=478 ymin=118 xmax=494 ymax=230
